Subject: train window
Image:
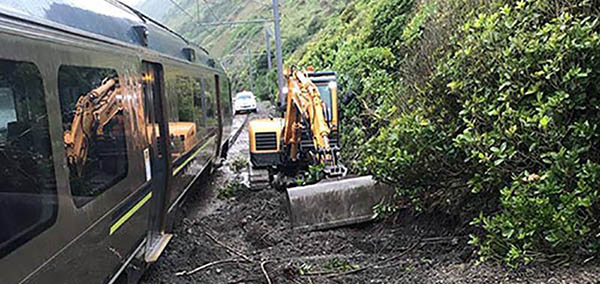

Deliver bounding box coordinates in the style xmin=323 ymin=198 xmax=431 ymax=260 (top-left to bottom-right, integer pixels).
xmin=170 ymin=76 xmax=198 ymax=159
xmin=203 ymin=76 xmax=218 ymax=133
xmin=0 ymin=59 xmax=57 ymax=258
xmin=193 ymin=78 xmax=207 ymax=132
xmin=58 ymin=66 xmax=128 ymax=207
xmin=221 ymin=78 xmax=232 ymax=118
xmin=175 ymin=76 xmax=194 ymax=122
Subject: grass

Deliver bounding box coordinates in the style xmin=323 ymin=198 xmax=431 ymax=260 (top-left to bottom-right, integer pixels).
xmin=230 ymin=155 xmax=248 ymax=173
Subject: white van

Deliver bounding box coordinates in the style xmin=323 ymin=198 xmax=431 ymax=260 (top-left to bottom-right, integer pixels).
xmin=233 ymin=91 xmax=257 ymax=114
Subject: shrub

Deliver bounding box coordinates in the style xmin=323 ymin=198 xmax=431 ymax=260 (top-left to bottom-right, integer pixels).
xmin=294 ymin=0 xmax=414 ymax=171
xmin=443 ymin=1 xmax=600 ymax=264
xmin=294 ymin=0 xmax=600 ymax=266
xmin=357 ymin=0 xmax=600 ymax=266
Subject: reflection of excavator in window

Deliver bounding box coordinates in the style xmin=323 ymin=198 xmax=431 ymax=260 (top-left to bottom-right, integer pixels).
xmin=64 ymin=77 xmax=123 ymax=177
xmin=64 ymin=76 xmax=199 ymax=177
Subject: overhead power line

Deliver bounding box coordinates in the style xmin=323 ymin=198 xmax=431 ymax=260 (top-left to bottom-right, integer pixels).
xmin=220 ymin=52 xmax=264 ymax=58
xmin=200 ymin=0 xmax=219 ymax=21
xmin=196 ymin=19 xmax=274 ymax=27
xmin=166 ymin=0 xmax=195 ymax=20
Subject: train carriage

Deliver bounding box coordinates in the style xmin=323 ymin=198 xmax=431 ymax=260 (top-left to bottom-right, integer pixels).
xmin=0 ymin=1 xmax=232 ymax=283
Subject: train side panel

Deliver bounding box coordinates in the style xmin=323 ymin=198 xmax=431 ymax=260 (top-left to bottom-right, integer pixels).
xmin=0 ymin=20 xmax=153 ymax=283
xmin=0 ymin=3 xmax=233 ymax=284
xmin=162 ymin=63 xmax=220 ymax=213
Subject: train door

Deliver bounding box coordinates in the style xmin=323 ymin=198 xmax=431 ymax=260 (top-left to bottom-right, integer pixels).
xmin=141 ymin=62 xmax=173 ymax=262
xmin=214 ymin=74 xmax=223 ymax=158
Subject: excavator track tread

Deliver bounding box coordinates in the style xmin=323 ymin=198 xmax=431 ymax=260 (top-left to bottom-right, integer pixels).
xmin=249 ymin=166 xmax=270 ymax=191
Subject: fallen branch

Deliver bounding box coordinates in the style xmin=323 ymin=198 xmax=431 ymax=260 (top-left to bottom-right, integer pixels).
xmin=300 ymin=241 xmax=421 ymax=279
xmin=260 ymin=261 xmax=272 ymax=284
xmin=325 ymin=266 xmax=369 ymax=278
xmin=386 ymin=241 xmax=420 ymax=263
xmin=301 ymin=266 xmax=368 ymax=278
xmin=204 ymin=231 xmax=253 ymax=262
xmin=176 ymin=258 xmax=241 ymax=276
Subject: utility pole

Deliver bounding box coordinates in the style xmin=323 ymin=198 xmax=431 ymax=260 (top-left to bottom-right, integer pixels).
xmin=247 ymin=47 xmax=254 ymax=94
xmin=265 ymin=29 xmax=274 ymax=104
xmin=265 ymin=29 xmax=272 ymax=71
xmin=272 ymin=0 xmax=285 ymax=106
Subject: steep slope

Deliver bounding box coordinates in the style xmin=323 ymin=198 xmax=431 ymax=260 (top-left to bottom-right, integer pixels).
xmin=136 ymin=0 xmax=349 ymax=98
xmin=292 ymin=0 xmax=600 ymax=267
xmin=135 ymin=0 xmax=600 ymax=269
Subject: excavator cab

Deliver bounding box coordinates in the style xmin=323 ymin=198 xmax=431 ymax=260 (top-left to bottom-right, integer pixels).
xmin=299 ymin=72 xmax=339 ymax=150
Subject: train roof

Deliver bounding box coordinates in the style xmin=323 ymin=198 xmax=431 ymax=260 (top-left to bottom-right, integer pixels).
xmin=0 ymin=0 xmax=219 ymax=69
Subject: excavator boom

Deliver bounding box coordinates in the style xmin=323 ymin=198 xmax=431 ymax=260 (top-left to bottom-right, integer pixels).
xmin=282 ymin=68 xmax=345 ymax=176
xmin=64 ymin=78 xmax=122 ymax=176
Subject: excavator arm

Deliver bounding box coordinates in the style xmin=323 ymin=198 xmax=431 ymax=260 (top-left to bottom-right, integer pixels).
xmin=63 ymin=77 xmax=122 ymax=176
xmin=283 ymin=68 xmax=345 ymax=176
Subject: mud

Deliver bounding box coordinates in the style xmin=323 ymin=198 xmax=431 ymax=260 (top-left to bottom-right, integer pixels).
xmin=142 ymin=103 xmax=600 ymax=284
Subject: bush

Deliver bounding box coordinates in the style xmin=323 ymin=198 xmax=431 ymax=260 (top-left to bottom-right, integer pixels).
xmin=294 ymin=0 xmax=413 ymax=171
xmin=362 ymin=112 xmax=462 ymax=211
xmin=292 ymin=0 xmax=600 ymax=266
xmin=443 ymin=1 xmax=600 ymax=264
xmin=370 ymin=0 xmax=600 ymax=265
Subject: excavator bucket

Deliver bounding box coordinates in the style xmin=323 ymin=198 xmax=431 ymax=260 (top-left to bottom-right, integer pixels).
xmin=286 ymin=176 xmax=393 ymax=232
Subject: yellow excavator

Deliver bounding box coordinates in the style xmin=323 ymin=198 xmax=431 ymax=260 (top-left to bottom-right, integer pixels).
xmin=248 ymin=67 xmax=392 ymax=231
xmin=248 ymin=67 xmax=345 ymax=188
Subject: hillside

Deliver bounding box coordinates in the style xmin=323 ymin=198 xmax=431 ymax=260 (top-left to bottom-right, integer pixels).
xmin=137 ymin=0 xmax=600 ymax=271
xmin=292 ymin=0 xmax=600 ymax=267
xmin=136 ymin=0 xmax=348 ymax=98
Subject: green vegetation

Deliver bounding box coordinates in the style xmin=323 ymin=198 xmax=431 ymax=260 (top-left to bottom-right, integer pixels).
xmin=218 ymin=178 xmax=244 ymax=199
xmin=292 ymin=0 xmax=600 ymax=266
xmin=230 ymin=155 xmax=248 ymax=173
xmin=296 ymin=163 xmax=326 ymax=186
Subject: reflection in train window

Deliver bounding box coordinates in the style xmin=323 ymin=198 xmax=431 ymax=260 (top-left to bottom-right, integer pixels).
xmin=58 ymin=66 xmax=128 ymax=207
xmin=0 ymin=59 xmax=57 ymax=258
xmin=169 ymin=76 xmax=198 ymax=160
xmin=220 ymin=78 xmax=232 ymax=118
xmin=176 ymin=76 xmax=194 ymax=122
xmin=203 ymin=76 xmax=218 ymax=133
xmin=193 ymin=78 xmax=207 ymax=134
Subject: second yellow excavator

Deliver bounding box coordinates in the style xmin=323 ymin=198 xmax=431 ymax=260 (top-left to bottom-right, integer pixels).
xmin=248 ymin=67 xmax=392 ymax=231
xmin=248 ymin=67 xmax=346 ymax=189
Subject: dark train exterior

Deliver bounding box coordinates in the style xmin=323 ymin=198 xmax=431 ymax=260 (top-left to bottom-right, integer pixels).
xmin=0 ymin=1 xmax=233 ymax=283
